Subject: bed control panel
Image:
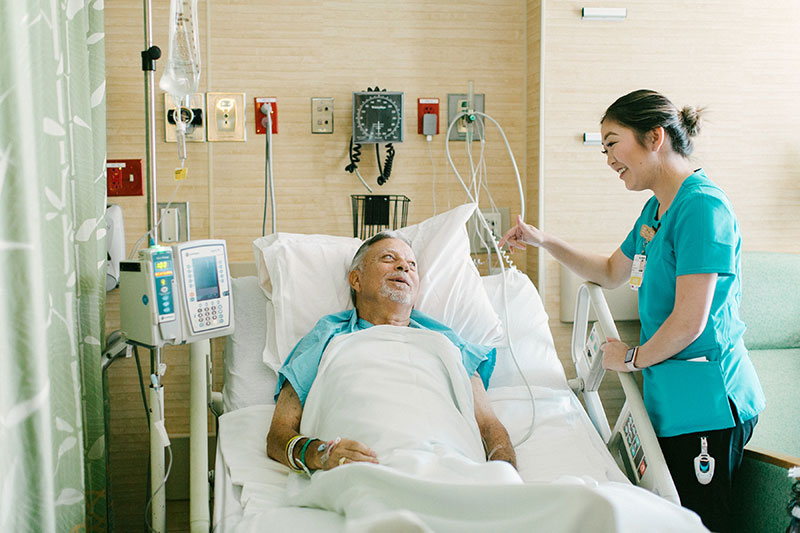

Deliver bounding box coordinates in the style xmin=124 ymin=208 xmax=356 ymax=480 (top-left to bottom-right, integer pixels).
xmin=622 ymin=414 xmax=647 ymax=481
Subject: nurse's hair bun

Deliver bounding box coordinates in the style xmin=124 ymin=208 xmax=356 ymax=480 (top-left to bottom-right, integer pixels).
xmin=680 ymin=106 xmax=703 ymax=137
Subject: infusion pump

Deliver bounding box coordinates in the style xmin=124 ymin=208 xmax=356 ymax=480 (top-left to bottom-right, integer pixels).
xmin=120 ymin=239 xmax=234 ymax=347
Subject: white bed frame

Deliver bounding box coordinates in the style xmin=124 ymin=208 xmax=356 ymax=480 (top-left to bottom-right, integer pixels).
xmin=182 ymin=263 xmax=678 ymax=531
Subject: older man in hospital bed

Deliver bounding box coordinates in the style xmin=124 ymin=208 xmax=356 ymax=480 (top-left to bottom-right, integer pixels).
xmin=267 ymin=230 xmax=517 ymax=474
xmin=254 ymin=228 xmax=707 ymax=532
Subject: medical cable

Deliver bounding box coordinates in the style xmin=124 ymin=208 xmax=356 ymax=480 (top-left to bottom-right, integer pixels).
xmin=426 ymin=135 xmax=438 ymax=215
xmin=345 ymin=136 xmax=373 ymax=193
xmin=262 ymin=106 xmax=276 ymax=235
xmin=444 ymin=109 xmax=535 ymax=447
xmin=133 ymin=346 xmax=151 ymax=426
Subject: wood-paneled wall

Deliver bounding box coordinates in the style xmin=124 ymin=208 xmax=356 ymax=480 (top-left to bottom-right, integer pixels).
xmin=105 ymin=1 xmax=527 ymax=528
xmin=105 ymin=0 xmax=800 ymax=528
xmin=537 ymin=1 xmax=800 ymax=420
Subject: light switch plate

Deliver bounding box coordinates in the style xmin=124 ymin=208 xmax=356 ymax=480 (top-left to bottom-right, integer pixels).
xmin=206 ymin=92 xmax=246 ymax=141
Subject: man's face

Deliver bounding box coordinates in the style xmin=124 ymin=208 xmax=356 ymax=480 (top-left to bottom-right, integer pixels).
xmin=351 ymin=238 xmax=420 ymax=306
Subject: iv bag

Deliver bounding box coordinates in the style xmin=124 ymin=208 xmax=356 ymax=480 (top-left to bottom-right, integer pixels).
xmin=159 ymin=0 xmax=201 ymax=105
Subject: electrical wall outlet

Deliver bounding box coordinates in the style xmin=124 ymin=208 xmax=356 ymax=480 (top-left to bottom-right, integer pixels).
xmin=468 ymin=207 xmax=509 ymax=253
xmin=206 ymin=92 xmax=246 ymax=141
xmin=107 ymin=159 xmax=143 ymax=196
xmin=164 ymin=93 xmax=206 ymax=143
xmin=255 ymin=97 xmax=278 ymax=134
xmin=311 ymin=97 xmax=333 ymax=134
xmin=447 ymin=93 xmax=485 ymax=141
xmin=417 ymin=98 xmax=439 ymax=135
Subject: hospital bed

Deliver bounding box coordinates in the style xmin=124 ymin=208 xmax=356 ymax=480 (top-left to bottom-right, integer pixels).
xmin=207 ymin=204 xmax=706 ymax=532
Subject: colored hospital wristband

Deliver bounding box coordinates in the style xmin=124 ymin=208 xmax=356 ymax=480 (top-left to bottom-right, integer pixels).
xmin=299 ymin=438 xmax=315 ymax=470
xmin=285 ymin=435 xmax=305 ymax=472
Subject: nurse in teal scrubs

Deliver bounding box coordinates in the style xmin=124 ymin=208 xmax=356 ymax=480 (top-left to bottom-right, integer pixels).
xmin=500 ymin=89 xmax=764 ymax=532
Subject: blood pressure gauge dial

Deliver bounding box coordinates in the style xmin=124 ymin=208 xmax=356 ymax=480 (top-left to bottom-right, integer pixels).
xmin=352 ymin=92 xmax=404 ymax=144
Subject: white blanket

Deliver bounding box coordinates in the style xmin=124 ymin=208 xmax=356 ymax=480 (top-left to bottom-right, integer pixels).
xmin=256 ymin=326 xmax=706 ymax=533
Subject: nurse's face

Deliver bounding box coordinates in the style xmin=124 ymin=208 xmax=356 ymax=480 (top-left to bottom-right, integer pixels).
xmin=600 ymin=120 xmax=655 ymax=192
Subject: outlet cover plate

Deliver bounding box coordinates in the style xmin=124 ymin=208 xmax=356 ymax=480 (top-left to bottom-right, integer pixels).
xmin=255 ymin=97 xmax=278 ymax=134
xmin=107 ymin=159 xmax=143 ymax=196
xmin=417 ymin=98 xmax=439 ymax=135
xmin=311 ymin=97 xmax=334 ymax=134
xmin=207 ymin=92 xmax=247 ymax=141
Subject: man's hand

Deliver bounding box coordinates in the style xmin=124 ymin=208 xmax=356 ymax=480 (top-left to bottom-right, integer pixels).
xmin=311 ymin=438 xmax=379 ymax=470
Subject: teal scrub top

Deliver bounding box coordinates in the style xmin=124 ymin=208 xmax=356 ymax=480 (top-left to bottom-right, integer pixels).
xmin=275 ymin=308 xmax=497 ymax=406
xmin=620 ymin=169 xmax=765 ymax=437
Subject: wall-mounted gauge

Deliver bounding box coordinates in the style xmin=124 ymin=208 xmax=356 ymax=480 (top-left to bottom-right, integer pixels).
xmin=352 ymin=91 xmax=403 ymax=144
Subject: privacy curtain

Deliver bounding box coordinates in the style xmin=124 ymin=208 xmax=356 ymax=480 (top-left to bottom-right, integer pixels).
xmin=0 ymin=0 xmax=107 ymax=531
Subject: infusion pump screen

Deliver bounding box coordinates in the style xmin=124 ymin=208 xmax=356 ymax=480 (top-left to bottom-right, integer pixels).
xmin=192 ymin=256 xmax=220 ymax=301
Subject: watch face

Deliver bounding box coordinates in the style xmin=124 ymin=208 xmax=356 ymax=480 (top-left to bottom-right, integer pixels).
xmin=625 ymin=347 xmax=635 ymax=363
xmin=352 ymin=92 xmax=403 ymax=144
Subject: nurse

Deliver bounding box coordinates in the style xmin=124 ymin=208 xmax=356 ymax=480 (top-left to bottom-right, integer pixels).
xmin=500 ymin=89 xmax=764 ymax=532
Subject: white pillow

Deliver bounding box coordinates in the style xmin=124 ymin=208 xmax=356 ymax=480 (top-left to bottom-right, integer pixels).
xmin=252 ymin=203 xmax=504 ymax=370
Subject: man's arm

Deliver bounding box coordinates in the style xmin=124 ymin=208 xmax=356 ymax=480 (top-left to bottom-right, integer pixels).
xmin=471 ymin=375 xmax=516 ymax=469
xmin=267 ymin=382 xmax=379 ymax=471
xmin=266 ymin=382 xmax=304 ymax=468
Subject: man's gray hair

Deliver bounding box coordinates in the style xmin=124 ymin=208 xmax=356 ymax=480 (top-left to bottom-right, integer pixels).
xmin=349 ymin=230 xmax=412 ymax=305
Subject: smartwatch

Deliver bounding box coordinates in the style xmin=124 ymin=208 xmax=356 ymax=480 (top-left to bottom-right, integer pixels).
xmin=624 ymin=346 xmax=640 ymax=372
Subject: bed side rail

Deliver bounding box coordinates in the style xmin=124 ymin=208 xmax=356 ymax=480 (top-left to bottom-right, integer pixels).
xmin=569 ymin=282 xmax=680 ymax=505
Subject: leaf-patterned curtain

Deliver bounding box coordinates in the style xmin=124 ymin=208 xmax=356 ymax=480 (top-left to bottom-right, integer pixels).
xmin=0 ymin=0 xmax=107 ymax=531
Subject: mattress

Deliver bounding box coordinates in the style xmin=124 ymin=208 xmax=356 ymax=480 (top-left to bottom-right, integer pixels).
xmin=213 ymin=269 xmax=701 ymax=532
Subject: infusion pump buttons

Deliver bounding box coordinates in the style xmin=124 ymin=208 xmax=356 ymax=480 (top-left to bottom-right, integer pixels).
xmin=178 ymin=244 xmax=230 ymax=334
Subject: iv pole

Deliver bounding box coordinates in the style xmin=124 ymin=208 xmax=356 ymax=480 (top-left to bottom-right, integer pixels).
xmin=141 ymin=0 xmax=166 ymax=531
xmin=140 ymin=4 xmax=211 ymax=532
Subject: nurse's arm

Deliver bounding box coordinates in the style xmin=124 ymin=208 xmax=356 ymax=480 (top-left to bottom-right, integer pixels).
xmin=603 ymin=273 xmax=717 ymax=371
xmin=534 ymin=233 xmax=632 ymax=289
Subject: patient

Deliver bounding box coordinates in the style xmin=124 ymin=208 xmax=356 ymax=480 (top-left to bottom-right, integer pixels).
xmin=266 ymin=230 xmax=516 ymax=474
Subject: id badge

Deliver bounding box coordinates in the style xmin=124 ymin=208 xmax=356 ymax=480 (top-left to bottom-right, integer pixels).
xmin=629 ymin=254 xmax=646 ymax=291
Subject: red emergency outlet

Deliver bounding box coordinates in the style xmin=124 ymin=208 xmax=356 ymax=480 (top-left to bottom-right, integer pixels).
xmin=417 ymin=98 xmax=440 ymax=135
xmin=255 ymin=97 xmax=278 ymax=134
xmin=107 ymin=159 xmax=143 ymax=196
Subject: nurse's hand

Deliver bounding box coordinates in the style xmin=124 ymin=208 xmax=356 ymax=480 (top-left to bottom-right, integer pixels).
xmin=498 ymin=215 xmax=545 ymax=252
xmin=600 ymin=338 xmax=630 ymax=372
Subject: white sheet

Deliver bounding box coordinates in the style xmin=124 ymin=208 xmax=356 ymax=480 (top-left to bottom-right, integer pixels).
xmin=299 ymin=326 xmax=505 ymax=480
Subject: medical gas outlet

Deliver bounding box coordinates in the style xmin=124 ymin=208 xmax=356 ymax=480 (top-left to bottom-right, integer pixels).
xmin=447 ymin=93 xmax=485 ymax=141
xmin=164 ymin=93 xmax=206 ymax=143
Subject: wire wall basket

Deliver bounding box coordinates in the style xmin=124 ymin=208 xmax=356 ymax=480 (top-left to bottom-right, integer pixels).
xmin=351 ymin=195 xmax=410 ymax=239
